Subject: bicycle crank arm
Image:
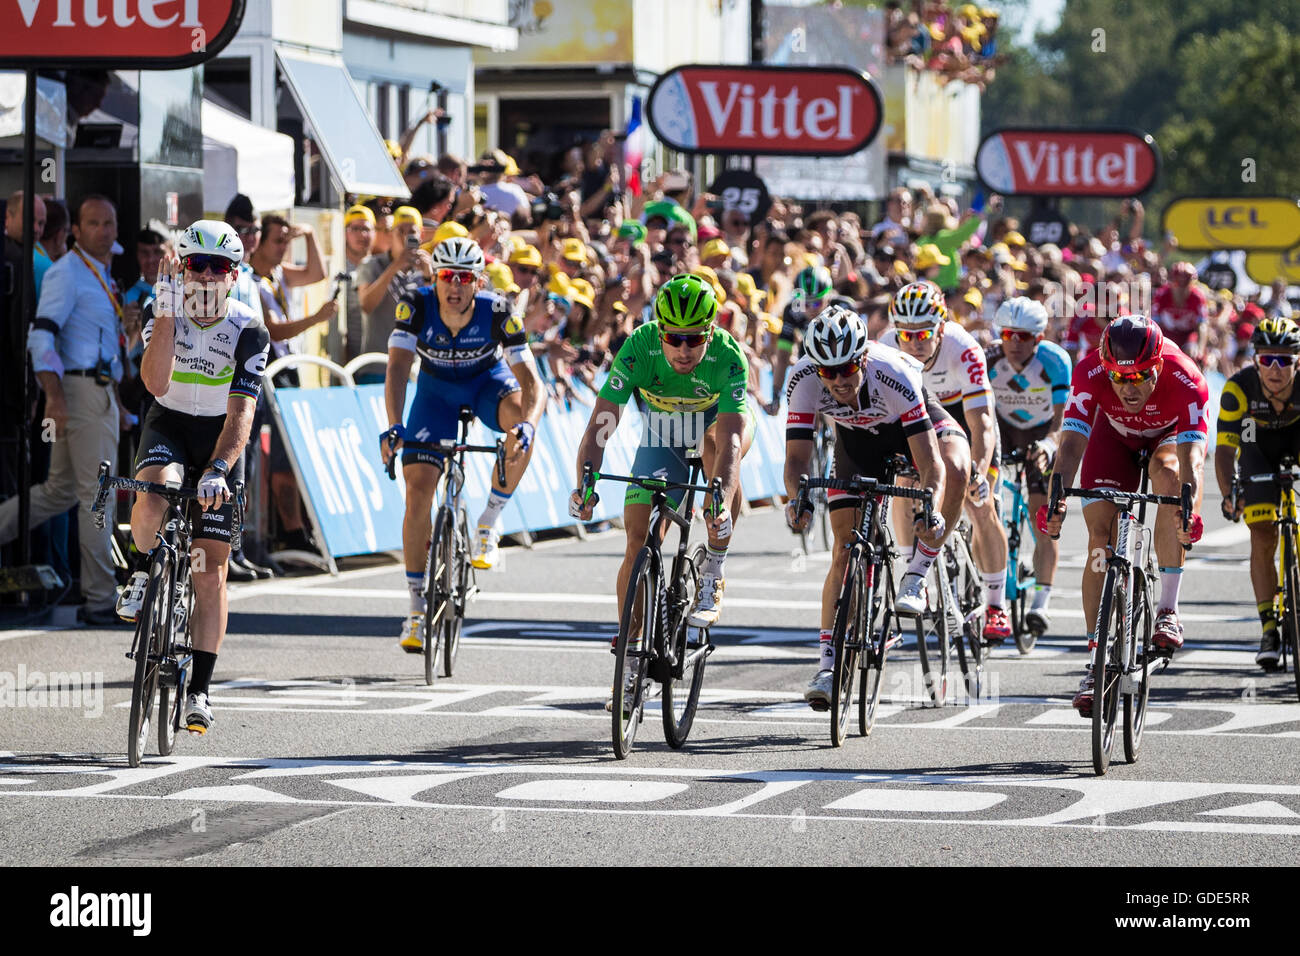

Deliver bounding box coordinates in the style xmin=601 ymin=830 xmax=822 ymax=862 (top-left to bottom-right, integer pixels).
xmin=681 ymin=641 xmax=717 ymax=669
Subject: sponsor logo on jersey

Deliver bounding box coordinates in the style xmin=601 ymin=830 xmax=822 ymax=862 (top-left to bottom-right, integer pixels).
xmin=395 ymin=301 xmax=413 ymax=323
xmin=215 ymin=331 xmax=231 ymax=344
xmin=503 ymin=314 xmax=524 ymax=336
xmin=435 ymin=333 xmax=451 ymax=346
xmin=609 ymin=374 xmax=626 ymax=391
xmin=1065 ymin=390 xmax=1091 ymax=415
xmin=732 ymin=385 xmax=745 ymax=401
xmin=873 ymin=368 xmax=916 ymax=401
xmin=245 ymin=349 xmax=268 ymax=376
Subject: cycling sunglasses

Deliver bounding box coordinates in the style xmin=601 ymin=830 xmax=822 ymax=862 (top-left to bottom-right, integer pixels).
xmin=661 ymin=330 xmax=710 ymax=348
xmin=1000 ymin=329 xmax=1040 ymax=343
xmin=816 ymin=359 xmax=863 ymax=381
xmin=183 ymin=254 xmax=237 ymax=276
xmin=1257 ymin=353 xmax=1298 ymax=368
xmin=1106 ymin=367 xmax=1157 ymax=385
xmin=896 ymin=326 xmax=938 ymax=343
xmin=437 ymin=269 xmax=478 ymax=286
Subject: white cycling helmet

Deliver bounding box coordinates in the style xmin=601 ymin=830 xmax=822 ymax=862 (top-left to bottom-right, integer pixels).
xmin=889 ymin=280 xmax=947 ymax=328
xmin=177 ymin=219 xmax=243 ymax=263
xmin=994 ymin=296 xmax=1049 ymax=335
xmin=431 ymin=236 xmax=485 ymax=273
xmin=804 ymin=304 xmax=869 ymax=366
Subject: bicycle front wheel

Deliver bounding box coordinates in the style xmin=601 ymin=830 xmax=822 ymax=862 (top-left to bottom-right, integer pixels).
xmin=859 ymin=558 xmax=896 ymax=735
xmin=1284 ymin=532 xmax=1300 ymax=702
xmin=612 ymin=547 xmax=655 ymax=759
xmin=128 ymin=558 xmax=170 ymax=768
xmin=1013 ymin=559 xmax=1038 ymax=654
xmin=1123 ymin=571 xmax=1153 ymax=763
xmin=830 ymin=551 xmax=865 ymax=746
xmin=1092 ymin=570 xmax=1125 ymax=775
xmin=157 ymin=571 xmax=189 ymax=757
xmin=663 ymin=545 xmax=709 ymax=748
xmin=423 ymin=508 xmax=450 ymax=685
xmin=916 ymin=559 xmax=952 ymax=706
xmin=442 ymin=507 xmax=470 ymax=678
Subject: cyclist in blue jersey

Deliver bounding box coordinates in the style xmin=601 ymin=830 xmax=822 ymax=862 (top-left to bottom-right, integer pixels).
xmin=380 ymin=237 xmax=546 ymax=652
xmin=985 ymin=297 xmax=1071 ymax=631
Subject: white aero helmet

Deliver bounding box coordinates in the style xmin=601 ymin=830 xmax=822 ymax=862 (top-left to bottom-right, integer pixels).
xmin=177 ymin=219 xmax=243 ymax=263
xmin=432 ymin=236 xmax=485 ymax=273
xmin=804 ymin=304 xmax=869 ymax=367
xmin=994 ymin=296 xmax=1049 ymax=335
xmin=889 ymin=279 xmax=947 ymax=328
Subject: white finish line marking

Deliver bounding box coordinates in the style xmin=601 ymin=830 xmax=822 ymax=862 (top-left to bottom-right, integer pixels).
xmin=1200 ymin=800 xmax=1300 ymax=819
xmin=497 ymin=780 xmax=689 ymax=803
xmin=824 ymin=789 xmax=1007 ymax=813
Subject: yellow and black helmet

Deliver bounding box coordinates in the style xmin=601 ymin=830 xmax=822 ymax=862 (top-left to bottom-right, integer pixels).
xmin=1251 ymin=317 xmax=1300 ymax=353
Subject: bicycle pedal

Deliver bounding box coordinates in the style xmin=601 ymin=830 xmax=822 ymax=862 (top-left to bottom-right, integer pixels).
xmin=807 ymin=699 xmax=829 ymax=713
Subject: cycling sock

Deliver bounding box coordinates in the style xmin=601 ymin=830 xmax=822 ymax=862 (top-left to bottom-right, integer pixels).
xmin=1085 ymin=632 xmax=1096 ymax=668
xmin=1258 ymin=600 xmax=1278 ymax=635
xmin=1158 ymin=566 xmax=1183 ymax=612
xmin=406 ymin=572 xmax=425 ymax=615
xmin=819 ymin=629 xmax=834 ymax=669
xmin=702 ymin=544 xmax=727 ymax=578
xmin=1031 ymin=584 xmax=1052 ymax=610
xmin=904 ymin=540 xmax=940 ymax=579
xmin=477 ymin=489 xmax=512 ymax=530
xmin=189 ymin=651 xmax=217 ymax=697
xmin=128 ymin=545 xmax=150 ymax=576
xmin=983 ymin=568 xmax=1006 ymax=608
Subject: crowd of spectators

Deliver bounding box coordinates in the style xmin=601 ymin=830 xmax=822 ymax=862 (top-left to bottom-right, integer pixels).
xmin=885 ymin=1 xmax=1005 ymax=90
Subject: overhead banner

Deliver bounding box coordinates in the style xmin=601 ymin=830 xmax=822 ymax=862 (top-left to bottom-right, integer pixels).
xmin=975 ymin=127 xmax=1158 ymax=198
xmin=648 ymin=64 xmax=882 ymax=157
xmin=1245 ymin=247 xmax=1300 ymax=286
xmin=1163 ymin=197 xmax=1300 ymax=252
xmin=0 ymin=0 xmax=245 ymax=68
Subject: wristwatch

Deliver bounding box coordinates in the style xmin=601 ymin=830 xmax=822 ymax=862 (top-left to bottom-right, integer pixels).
xmin=207 ymin=458 xmax=229 ymax=476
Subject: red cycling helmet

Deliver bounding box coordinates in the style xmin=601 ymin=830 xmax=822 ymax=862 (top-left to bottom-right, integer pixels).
xmin=1100 ymin=314 xmax=1165 ymax=374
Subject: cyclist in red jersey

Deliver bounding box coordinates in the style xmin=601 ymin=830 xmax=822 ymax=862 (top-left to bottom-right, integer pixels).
xmin=1152 ymin=261 xmax=1208 ymax=361
xmin=1039 ymin=315 xmax=1208 ymax=717
xmin=1062 ymin=303 xmax=1109 ymax=362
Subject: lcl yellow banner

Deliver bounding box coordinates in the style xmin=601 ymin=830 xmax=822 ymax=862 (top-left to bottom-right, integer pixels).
xmin=1163 ymin=197 xmax=1300 ymax=251
xmin=1246 ymin=246 xmax=1300 ymax=285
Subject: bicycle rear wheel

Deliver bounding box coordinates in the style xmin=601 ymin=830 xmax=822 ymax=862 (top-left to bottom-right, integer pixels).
xmin=956 ymin=552 xmax=987 ymax=701
xmin=157 ymin=570 xmax=190 ymax=757
xmin=1123 ymin=571 xmax=1153 ymax=763
xmin=128 ymin=557 xmax=170 ymax=768
xmin=442 ymin=507 xmax=470 ymax=678
xmin=1092 ymin=570 xmax=1124 ymax=775
xmin=859 ymin=559 xmax=896 ymax=735
xmin=613 ymin=547 xmax=655 ymax=759
xmin=423 ymin=508 xmax=450 ymax=685
xmin=829 ymin=551 xmax=866 ymax=746
xmin=915 ymin=559 xmax=952 ymax=706
xmin=1283 ymin=532 xmax=1300 ymax=702
xmin=663 ymin=546 xmax=709 ymax=748
xmin=1013 ymin=559 xmax=1038 ymax=654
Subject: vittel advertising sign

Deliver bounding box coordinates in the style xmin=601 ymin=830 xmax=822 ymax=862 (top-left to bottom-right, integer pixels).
xmin=975 ymin=128 xmax=1159 ymax=198
xmin=0 ymin=0 xmax=245 ymax=68
xmin=647 ymin=64 xmax=883 ymax=157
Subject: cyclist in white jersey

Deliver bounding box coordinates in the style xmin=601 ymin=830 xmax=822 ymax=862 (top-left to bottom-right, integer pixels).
xmin=784 ymin=304 xmax=971 ymax=707
xmin=878 ymin=280 xmax=1012 ymax=643
xmin=985 ymin=297 xmax=1072 ymax=631
xmin=115 ymin=220 xmax=271 ymax=736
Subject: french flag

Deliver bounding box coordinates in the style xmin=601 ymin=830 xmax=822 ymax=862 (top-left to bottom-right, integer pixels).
xmin=625 ymin=96 xmax=644 ymax=197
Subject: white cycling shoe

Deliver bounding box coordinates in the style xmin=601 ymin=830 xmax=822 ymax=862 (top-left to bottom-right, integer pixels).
xmin=184 ymin=692 xmax=213 ymax=735
xmin=471 ymin=525 xmax=500 ymax=570
xmin=895 ymin=572 xmax=928 ymax=615
xmin=688 ymin=575 xmax=725 ymax=627
xmin=1025 ymin=606 xmax=1051 ymax=634
xmin=116 ymin=571 xmax=148 ymax=622
xmin=804 ymin=669 xmax=833 ymax=711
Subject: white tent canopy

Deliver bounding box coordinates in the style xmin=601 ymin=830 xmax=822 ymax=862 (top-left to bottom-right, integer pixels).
xmin=202 ymin=99 xmax=296 ymax=215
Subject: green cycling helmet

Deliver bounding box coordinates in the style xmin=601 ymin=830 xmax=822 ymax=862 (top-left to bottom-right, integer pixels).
xmin=654 ymin=273 xmax=718 ymax=331
xmin=794 ymin=265 xmax=834 ymax=302
xmin=643 ymin=200 xmax=697 ymax=243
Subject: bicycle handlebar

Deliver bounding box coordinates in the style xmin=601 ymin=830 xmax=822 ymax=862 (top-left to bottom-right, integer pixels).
xmin=796 ymin=474 xmax=934 ymax=529
xmin=90 ymin=461 xmax=246 ymax=552
xmin=581 ymin=462 xmax=723 ymax=533
xmin=385 ymin=433 xmax=508 ymax=486
xmin=1047 ymin=471 xmax=1194 ymax=549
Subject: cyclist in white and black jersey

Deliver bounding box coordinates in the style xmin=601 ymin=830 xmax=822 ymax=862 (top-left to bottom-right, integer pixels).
xmin=115 ymin=220 xmax=271 ymax=736
xmin=879 ymin=281 xmax=1013 ymax=643
xmin=985 ymin=297 xmax=1072 ymax=631
xmin=784 ymin=304 xmax=972 ymax=708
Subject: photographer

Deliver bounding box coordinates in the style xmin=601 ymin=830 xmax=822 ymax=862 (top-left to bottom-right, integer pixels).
xmin=474 ymin=150 xmax=530 ymax=222
xmin=356 ymin=206 xmax=434 ymax=365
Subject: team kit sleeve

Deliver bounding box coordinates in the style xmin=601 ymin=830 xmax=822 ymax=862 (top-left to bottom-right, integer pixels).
xmin=1176 ymin=366 xmax=1212 ymax=444
xmin=717 ymin=333 xmax=750 ymax=415
xmin=952 ymin=327 xmax=993 ymax=412
xmin=1041 ymin=341 xmax=1073 ymax=406
xmin=1216 ymin=373 xmax=1249 ymax=451
xmin=388 ymin=293 xmax=422 ymax=353
xmin=896 ymin=361 xmax=935 ymax=436
xmin=230 ymin=322 xmax=272 ymax=403
xmin=784 ymin=362 xmax=821 ymax=440
xmin=1061 ymin=360 xmax=1099 ymax=439
xmin=492 ymin=295 xmax=532 ymax=367
xmin=597 ymin=327 xmax=647 ymax=406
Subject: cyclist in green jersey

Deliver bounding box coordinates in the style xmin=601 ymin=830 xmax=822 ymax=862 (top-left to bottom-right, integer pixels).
xmin=570 ymin=274 xmax=754 ymax=641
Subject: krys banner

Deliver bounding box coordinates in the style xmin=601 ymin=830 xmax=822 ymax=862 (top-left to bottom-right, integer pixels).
xmin=975 ymin=128 xmax=1158 ymax=198
xmin=0 ymin=0 xmax=245 ymax=68
xmin=1163 ymin=197 xmax=1300 ymax=252
xmin=647 ymin=64 xmax=882 ymax=157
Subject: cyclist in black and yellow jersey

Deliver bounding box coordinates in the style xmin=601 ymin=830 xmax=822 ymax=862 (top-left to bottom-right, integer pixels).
xmin=1215 ymin=317 xmax=1300 ymax=669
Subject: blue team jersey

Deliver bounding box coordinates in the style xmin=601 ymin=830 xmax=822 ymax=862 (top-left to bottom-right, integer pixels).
xmin=985 ymin=338 xmax=1071 ymax=429
xmin=389 ymin=288 xmax=528 ymax=381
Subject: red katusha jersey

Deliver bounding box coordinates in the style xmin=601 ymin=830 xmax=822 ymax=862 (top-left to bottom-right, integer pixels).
xmin=1152 ymin=284 xmax=1208 ymax=347
xmin=1062 ymin=340 xmax=1209 ymax=444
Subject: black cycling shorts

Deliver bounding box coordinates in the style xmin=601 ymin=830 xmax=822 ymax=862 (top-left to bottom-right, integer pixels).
xmin=997 ymin=418 xmax=1054 ymax=495
xmin=134 ymin=404 xmax=244 ymax=545
xmin=1239 ymin=420 xmax=1300 ymax=525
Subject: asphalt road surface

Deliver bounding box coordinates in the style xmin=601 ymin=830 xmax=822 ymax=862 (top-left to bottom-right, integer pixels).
xmin=2 ymin=488 xmax=1297 ymax=868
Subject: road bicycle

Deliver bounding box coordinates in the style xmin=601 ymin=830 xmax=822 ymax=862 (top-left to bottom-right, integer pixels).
xmin=1239 ymin=456 xmax=1300 ymax=700
xmin=1049 ymin=458 xmax=1191 ymax=775
xmin=91 ymin=461 xmax=243 ymax=768
xmin=387 ymin=406 xmax=505 ymax=684
xmin=1000 ymin=446 xmax=1042 ymax=654
xmin=578 ymin=455 xmax=722 ymax=758
xmin=798 ymin=415 xmax=835 ymax=555
xmin=797 ymin=473 xmax=934 ymax=744
xmin=940 ymin=516 xmax=989 ymax=700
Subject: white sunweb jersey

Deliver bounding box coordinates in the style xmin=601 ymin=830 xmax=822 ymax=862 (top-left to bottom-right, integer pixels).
xmin=142 ymin=297 xmax=270 ymax=417
xmin=878 ymin=320 xmax=992 ymax=415
xmin=785 ymin=343 xmax=934 ymax=439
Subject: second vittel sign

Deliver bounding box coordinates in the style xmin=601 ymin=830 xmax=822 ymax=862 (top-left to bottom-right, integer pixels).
xmin=976 ymin=128 xmax=1159 ymax=198
xmin=647 ymin=65 xmax=882 ymax=157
